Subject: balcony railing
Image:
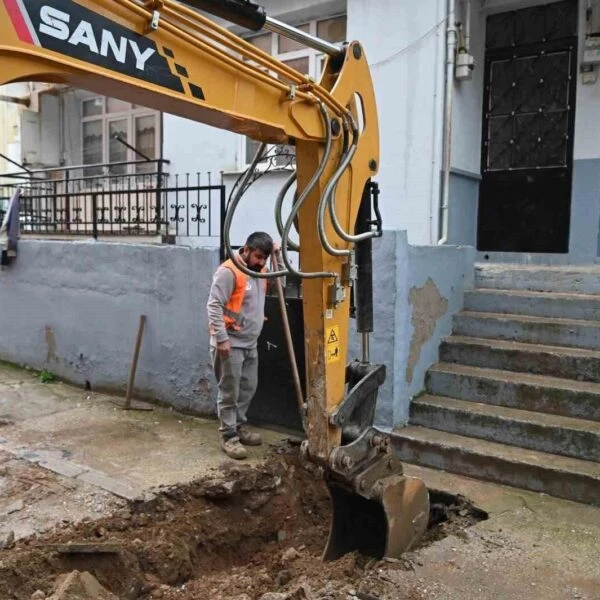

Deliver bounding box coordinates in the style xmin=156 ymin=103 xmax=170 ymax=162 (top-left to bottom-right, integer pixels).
xmin=0 ymin=159 xmax=225 ymax=241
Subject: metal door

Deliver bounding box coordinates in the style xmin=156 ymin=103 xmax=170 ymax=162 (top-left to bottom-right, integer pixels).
xmin=248 ymin=295 xmax=305 ymax=432
xmin=478 ymin=0 xmax=578 ymax=253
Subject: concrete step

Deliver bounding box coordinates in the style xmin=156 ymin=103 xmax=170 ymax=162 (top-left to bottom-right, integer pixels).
xmin=410 ymin=395 xmax=600 ymax=462
xmin=464 ymin=288 xmax=600 ymax=321
xmin=475 ymin=263 xmax=600 ymax=294
xmin=440 ymin=336 xmax=600 ymax=383
xmin=391 ymin=425 xmax=600 ymax=505
xmin=426 ymin=363 xmax=600 ymax=421
xmin=453 ymin=311 xmax=600 ymax=350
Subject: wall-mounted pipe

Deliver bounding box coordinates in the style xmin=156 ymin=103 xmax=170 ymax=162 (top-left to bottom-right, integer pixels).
xmin=438 ymin=0 xmax=457 ymax=245
xmin=464 ymin=0 xmax=471 ymax=54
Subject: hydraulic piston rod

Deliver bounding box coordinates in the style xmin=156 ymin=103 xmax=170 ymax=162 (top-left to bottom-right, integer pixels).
xmin=264 ymin=17 xmax=342 ymax=57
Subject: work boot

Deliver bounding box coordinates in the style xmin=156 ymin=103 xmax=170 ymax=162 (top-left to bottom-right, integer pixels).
xmin=237 ymin=426 xmax=262 ymax=446
xmin=220 ymin=436 xmax=247 ymax=459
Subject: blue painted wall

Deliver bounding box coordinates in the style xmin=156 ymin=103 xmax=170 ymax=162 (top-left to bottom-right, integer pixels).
xmin=2 ymin=238 xmax=474 ymax=430
xmin=349 ymin=231 xmax=475 ymax=428
xmin=570 ymin=159 xmax=600 ymax=263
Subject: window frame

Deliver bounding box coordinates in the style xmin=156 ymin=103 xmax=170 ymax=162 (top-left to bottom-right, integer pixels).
xmin=80 ymin=96 xmax=161 ymax=175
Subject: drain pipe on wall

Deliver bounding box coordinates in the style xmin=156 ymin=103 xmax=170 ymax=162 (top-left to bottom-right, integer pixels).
xmin=438 ymin=0 xmax=457 ymax=245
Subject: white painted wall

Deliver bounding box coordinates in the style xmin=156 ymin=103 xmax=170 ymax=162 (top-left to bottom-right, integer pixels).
xmin=451 ymin=2 xmax=485 ymax=175
xmin=62 ymin=89 xmax=83 ymax=167
xmin=574 ymin=0 xmax=600 ymax=160
xmin=348 ymin=0 xmax=446 ymax=245
xmin=39 ymin=93 xmax=60 ymax=166
xmin=0 ymin=84 xmax=29 ymax=171
xmin=162 ymin=116 xmax=238 ymax=177
xmin=574 ymin=70 xmax=600 ymax=160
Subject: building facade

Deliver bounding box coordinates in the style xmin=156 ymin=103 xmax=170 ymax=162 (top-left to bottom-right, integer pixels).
xmin=2 ymin=0 xmax=598 ymax=262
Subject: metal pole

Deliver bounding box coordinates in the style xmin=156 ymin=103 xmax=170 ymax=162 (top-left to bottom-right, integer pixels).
xmin=92 ymin=193 xmax=98 ymax=240
xmin=125 ymin=315 xmax=147 ymax=410
xmin=219 ymin=185 xmax=226 ymax=262
xmin=156 ymin=159 xmax=163 ymax=235
xmin=65 ymin=170 xmax=71 ymax=231
xmin=271 ymin=251 xmax=306 ymax=431
xmin=0 ymin=152 xmax=31 ymax=173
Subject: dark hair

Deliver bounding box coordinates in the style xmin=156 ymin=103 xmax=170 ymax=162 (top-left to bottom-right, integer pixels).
xmin=245 ymin=231 xmax=273 ymax=255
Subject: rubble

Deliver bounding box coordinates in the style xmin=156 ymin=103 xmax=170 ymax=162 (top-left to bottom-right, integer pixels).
xmin=0 ymin=530 xmax=15 ymax=549
xmin=48 ymin=571 xmax=118 ymax=600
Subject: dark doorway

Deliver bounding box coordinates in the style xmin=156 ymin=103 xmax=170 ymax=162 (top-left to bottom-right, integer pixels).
xmin=477 ymin=0 xmax=578 ymax=253
xmin=248 ymin=294 xmax=305 ymax=432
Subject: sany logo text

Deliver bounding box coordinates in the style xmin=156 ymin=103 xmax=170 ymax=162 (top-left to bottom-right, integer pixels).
xmin=39 ymin=5 xmax=155 ymax=71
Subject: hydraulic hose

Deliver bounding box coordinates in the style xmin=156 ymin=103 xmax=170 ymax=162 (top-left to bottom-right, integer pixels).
xmin=318 ymin=116 xmax=358 ymax=257
xmin=280 ymin=102 xmax=337 ymax=280
xmin=223 ymin=142 xmax=288 ymax=279
xmin=275 ymin=171 xmax=299 ymax=252
xmin=327 ymin=115 xmax=381 ymax=245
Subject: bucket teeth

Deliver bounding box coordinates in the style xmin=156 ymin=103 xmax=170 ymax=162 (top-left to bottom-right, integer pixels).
xmin=380 ymin=475 xmax=429 ymax=558
xmin=323 ymin=475 xmax=429 ymax=561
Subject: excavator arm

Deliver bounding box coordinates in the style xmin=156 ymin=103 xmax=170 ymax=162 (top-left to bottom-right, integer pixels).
xmin=0 ymin=0 xmax=429 ymax=559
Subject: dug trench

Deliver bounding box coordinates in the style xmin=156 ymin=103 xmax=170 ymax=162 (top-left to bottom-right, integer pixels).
xmin=0 ymin=442 xmax=487 ymax=600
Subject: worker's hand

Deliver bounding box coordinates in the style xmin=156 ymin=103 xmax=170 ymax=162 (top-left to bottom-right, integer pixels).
xmin=217 ymin=339 xmax=231 ymax=359
xmin=271 ymin=243 xmax=285 ymax=271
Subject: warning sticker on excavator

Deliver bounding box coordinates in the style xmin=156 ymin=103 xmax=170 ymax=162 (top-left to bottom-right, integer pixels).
xmin=326 ymin=326 xmax=340 ymax=363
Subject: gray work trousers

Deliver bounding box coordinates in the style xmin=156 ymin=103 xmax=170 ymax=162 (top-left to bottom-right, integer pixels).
xmin=210 ymin=346 xmax=259 ymax=439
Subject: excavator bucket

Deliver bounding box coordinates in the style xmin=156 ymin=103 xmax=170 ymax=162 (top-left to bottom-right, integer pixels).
xmin=324 ymin=474 xmax=429 ymax=560
xmin=320 ymin=361 xmax=430 ymax=561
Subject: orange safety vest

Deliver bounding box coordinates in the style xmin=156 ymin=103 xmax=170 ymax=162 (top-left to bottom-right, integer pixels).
xmin=220 ymin=258 xmax=267 ymax=331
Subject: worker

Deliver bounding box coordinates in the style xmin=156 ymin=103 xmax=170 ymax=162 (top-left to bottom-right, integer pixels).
xmin=207 ymin=232 xmax=283 ymax=459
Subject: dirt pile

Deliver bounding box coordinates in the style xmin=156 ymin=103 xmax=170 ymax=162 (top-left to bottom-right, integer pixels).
xmin=0 ymin=442 xmax=485 ymax=600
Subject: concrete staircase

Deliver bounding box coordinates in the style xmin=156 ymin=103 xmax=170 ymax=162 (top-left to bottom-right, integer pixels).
xmin=392 ymin=264 xmax=600 ymax=505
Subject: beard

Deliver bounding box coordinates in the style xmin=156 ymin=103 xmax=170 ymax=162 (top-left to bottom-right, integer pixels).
xmin=240 ymin=249 xmax=263 ymax=273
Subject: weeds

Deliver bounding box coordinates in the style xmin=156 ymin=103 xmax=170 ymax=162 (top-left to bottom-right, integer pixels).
xmin=39 ymin=369 xmax=56 ymax=383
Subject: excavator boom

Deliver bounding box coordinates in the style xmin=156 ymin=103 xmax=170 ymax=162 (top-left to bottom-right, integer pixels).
xmin=0 ymin=0 xmax=429 ymax=559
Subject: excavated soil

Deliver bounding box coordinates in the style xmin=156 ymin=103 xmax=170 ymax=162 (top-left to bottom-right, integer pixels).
xmin=0 ymin=442 xmax=486 ymax=600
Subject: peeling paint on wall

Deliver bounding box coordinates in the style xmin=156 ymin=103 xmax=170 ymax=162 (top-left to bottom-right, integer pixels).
xmin=406 ymin=278 xmax=448 ymax=384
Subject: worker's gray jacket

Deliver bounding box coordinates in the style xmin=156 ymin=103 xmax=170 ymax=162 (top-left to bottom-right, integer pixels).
xmin=207 ymin=252 xmax=283 ymax=349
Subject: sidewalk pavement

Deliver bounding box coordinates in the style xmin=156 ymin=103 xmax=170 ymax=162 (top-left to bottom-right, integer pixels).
xmin=0 ymin=362 xmax=287 ymax=503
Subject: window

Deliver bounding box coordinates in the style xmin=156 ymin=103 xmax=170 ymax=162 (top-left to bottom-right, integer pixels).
xmin=81 ymin=97 xmax=160 ymax=176
xmin=242 ymin=15 xmax=346 ymax=168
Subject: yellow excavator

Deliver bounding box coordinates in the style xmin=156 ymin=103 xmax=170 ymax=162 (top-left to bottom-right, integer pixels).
xmin=0 ymin=0 xmax=429 ymax=560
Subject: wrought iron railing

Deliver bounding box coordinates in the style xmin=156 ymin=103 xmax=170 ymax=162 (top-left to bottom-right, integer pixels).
xmin=0 ymin=158 xmax=225 ymax=240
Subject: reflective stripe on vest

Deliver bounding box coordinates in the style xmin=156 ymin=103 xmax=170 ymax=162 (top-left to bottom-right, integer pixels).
xmin=221 ymin=258 xmax=267 ymax=331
